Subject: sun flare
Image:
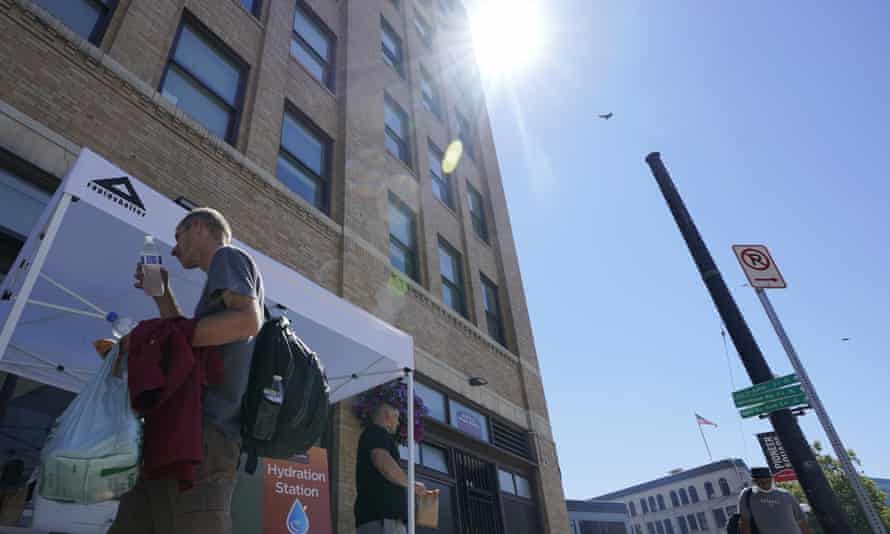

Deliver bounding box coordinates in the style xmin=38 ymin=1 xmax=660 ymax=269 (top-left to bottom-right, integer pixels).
xmin=470 ymin=0 xmax=544 ymax=76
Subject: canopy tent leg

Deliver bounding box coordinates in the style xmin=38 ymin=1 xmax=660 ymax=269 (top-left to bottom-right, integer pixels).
xmin=0 ymin=193 xmax=74 ymax=360
xmin=406 ymin=368 xmax=415 ymax=534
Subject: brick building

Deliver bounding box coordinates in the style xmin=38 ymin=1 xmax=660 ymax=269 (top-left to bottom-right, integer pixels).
xmin=0 ymin=0 xmax=568 ymax=532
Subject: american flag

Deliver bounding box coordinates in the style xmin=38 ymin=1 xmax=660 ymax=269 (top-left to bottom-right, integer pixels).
xmin=695 ymin=413 xmax=718 ymax=427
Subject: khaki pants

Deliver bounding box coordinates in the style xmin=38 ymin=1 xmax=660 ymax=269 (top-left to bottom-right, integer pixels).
xmin=356 ymin=519 xmax=408 ymax=534
xmin=108 ymin=422 xmax=240 ymax=534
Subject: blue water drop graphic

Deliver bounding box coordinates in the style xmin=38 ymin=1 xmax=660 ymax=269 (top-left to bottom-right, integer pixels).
xmin=287 ymin=498 xmax=310 ymax=534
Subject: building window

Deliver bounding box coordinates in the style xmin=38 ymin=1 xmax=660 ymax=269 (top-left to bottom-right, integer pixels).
xmin=670 ymin=491 xmax=679 ymax=507
xmin=420 ymin=443 xmax=448 ymax=473
xmin=648 ymin=496 xmax=657 ymax=513
xmin=466 ymin=182 xmax=489 ymax=243
xmin=656 ymin=521 xmax=665 ymax=534
xmin=498 ymin=469 xmax=530 ymax=498
xmin=647 ymin=523 xmax=656 ymax=534
xmin=688 ymin=486 xmax=699 ymax=503
xmin=428 ymin=143 xmax=453 ymax=208
xmin=420 ymin=67 xmax=443 ymax=118
xmin=381 ymin=17 xmax=404 ymax=76
xmin=664 ymin=519 xmax=675 ymax=534
xmin=686 ymin=514 xmax=698 ymax=531
xmin=657 ymin=494 xmax=666 ymax=511
xmin=388 ymin=194 xmax=419 ymax=281
xmin=415 ymin=12 xmax=433 ymax=48
xmin=161 ymin=15 xmax=246 ymax=143
xmin=677 ymin=516 xmax=689 ymax=534
xmin=641 ymin=498 xmax=649 ymax=514
xmin=718 ymin=478 xmax=731 ymax=496
xmin=635 ymin=526 xmax=643 ymax=534
xmin=481 ymin=275 xmax=505 ymax=345
xmin=679 ymin=488 xmax=689 ymax=505
xmin=712 ymin=509 xmax=727 ymax=529
xmin=629 ymin=501 xmax=637 ymax=517
xmin=438 ymin=239 xmax=465 ymax=316
xmin=291 ymin=2 xmax=335 ymax=89
xmin=449 ymin=399 xmax=488 ymax=441
xmin=0 ymin=156 xmax=54 ymax=283
xmin=415 ymin=382 xmax=446 ymax=422
xmin=456 ymin=111 xmax=476 ymax=161
xmin=385 ymin=96 xmax=412 ymax=166
xmin=276 ymin=107 xmax=331 ymax=211
xmin=695 ymin=512 xmax=708 ymax=531
xmin=704 ymin=481 xmax=715 ymax=499
xmin=34 ymin=0 xmax=116 ymax=45
xmin=240 ymin=0 xmax=261 ymax=17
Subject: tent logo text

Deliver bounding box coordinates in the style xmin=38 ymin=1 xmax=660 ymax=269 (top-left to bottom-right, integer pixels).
xmin=88 ymin=177 xmax=146 ymax=217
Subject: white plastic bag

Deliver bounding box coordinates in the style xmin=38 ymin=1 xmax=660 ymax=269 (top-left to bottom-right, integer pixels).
xmin=39 ymin=344 xmax=141 ymax=504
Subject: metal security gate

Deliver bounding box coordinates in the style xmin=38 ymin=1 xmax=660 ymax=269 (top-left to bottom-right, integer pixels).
xmin=454 ymin=450 xmax=502 ymax=534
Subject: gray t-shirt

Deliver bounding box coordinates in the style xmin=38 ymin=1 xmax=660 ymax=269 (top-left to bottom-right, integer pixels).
xmin=194 ymin=245 xmax=264 ymax=439
xmin=739 ymin=487 xmax=804 ymax=534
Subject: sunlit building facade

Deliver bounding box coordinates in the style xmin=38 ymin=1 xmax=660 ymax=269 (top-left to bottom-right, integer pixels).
xmin=0 ymin=0 xmax=567 ymax=532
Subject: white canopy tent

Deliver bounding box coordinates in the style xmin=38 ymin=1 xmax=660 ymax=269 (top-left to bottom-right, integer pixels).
xmin=0 ymin=148 xmax=419 ymax=533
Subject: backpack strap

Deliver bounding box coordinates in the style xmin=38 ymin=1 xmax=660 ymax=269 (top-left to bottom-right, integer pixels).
xmin=745 ymin=488 xmax=759 ymax=533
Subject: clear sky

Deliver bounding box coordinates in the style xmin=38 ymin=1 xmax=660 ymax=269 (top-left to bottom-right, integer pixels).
xmin=475 ymin=1 xmax=890 ymax=499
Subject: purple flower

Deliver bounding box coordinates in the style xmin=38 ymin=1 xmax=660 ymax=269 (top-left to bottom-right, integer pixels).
xmin=352 ymin=380 xmax=426 ymax=445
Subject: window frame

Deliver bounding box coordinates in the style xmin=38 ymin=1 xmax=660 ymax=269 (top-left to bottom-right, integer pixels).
xmin=428 ymin=142 xmax=453 ymax=208
xmin=384 ymin=95 xmax=412 ymax=167
xmin=414 ymin=11 xmax=433 ymax=48
xmin=419 ymin=66 xmax=443 ymax=119
xmin=688 ymin=485 xmax=699 ymax=503
xmin=380 ymin=16 xmax=405 ymax=76
xmin=438 ymin=238 xmax=466 ymax=317
xmin=456 ymin=111 xmax=476 ymax=161
xmin=388 ymin=192 xmax=420 ymax=282
xmin=656 ymin=493 xmax=666 ymax=511
xmin=718 ymin=478 xmax=731 ymax=496
xmin=159 ymin=11 xmax=249 ymax=145
xmin=240 ymin=0 xmax=262 ymax=17
xmin=277 ymin=102 xmax=333 ymax=213
xmin=291 ymin=1 xmax=337 ymax=89
xmin=679 ymin=487 xmax=689 ymax=505
xmin=670 ymin=490 xmax=679 ymax=507
xmin=481 ymin=273 xmax=505 ymax=346
xmin=35 ymin=0 xmax=118 ymax=46
xmin=466 ymin=181 xmax=489 ymax=243
xmin=704 ymin=481 xmax=715 ymax=499
xmin=0 ymin=149 xmax=58 ymax=284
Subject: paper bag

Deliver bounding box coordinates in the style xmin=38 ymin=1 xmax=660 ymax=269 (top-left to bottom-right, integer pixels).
xmin=416 ymin=490 xmax=439 ymax=529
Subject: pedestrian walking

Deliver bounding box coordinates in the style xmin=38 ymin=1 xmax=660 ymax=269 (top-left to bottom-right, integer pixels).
xmin=737 ymin=467 xmax=812 ymax=534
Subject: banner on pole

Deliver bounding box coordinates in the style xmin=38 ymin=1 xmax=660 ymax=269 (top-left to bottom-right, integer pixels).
xmin=756 ymin=432 xmax=797 ymax=482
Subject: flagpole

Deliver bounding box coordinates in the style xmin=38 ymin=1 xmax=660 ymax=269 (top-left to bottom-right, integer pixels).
xmin=697 ymin=417 xmax=713 ymax=462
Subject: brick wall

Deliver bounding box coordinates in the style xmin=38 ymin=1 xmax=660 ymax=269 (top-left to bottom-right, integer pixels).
xmin=1 ymin=0 xmax=568 ymax=531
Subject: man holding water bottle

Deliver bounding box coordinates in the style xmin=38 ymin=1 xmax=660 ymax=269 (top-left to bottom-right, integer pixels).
xmin=109 ymin=207 xmax=264 ymax=534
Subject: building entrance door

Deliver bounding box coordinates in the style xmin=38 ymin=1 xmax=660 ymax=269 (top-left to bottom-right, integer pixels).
xmin=454 ymin=450 xmax=502 ymax=534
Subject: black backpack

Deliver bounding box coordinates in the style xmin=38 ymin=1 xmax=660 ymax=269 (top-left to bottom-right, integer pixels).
xmin=240 ymin=309 xmax=330 ymax=474
xmin=726 ymin=489 xmax=759 ymax=534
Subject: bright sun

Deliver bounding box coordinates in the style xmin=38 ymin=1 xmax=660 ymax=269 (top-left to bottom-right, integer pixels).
xmin=471 ymin=0 xmax=544 ymax=76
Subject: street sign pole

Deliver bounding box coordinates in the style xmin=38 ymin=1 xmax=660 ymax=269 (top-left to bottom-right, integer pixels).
xmin=756 ymin=288 xmax=887 ymax=534
xmin=645 ymin=153 xmax=852 ymax=534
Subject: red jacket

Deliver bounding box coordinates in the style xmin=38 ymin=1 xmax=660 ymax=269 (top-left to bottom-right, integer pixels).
xmin=127 ymin=317 xmax=223 ymax=490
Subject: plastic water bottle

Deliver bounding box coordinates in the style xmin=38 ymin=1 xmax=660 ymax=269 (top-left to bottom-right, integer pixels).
xmin=106 ymin=312 xmax=136 ymax=340
xmin=140 ymin=235 xmax=164 ymax=297
xmin=263 ymin=375 xmax=285 ymax=405
xmin=253 ymin=375 xmax=284 ymax=440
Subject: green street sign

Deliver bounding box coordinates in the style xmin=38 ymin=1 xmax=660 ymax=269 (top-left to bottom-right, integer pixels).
xmin=733 ymin=385 xmax=805 ymax=408
xmin=740 ymin=392 xmax=808 ymax=418
xmin=732 ymin=374 xmax=798 ymax=405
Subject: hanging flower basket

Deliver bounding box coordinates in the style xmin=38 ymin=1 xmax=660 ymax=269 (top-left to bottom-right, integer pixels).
xmin=353 ymin=379 xmax=427 ymax=445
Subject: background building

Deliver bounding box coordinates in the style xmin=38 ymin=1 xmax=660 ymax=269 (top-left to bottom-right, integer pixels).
xmin=594 ymin=459 xmax=750 ymax=534
xmin=0 ymin=0 xmax=567 ymax=532
xmin=568 ymin=500 xmax=630 ymax=534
